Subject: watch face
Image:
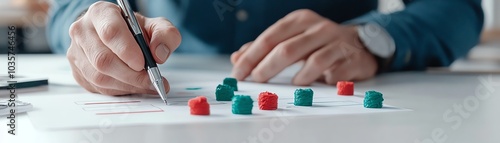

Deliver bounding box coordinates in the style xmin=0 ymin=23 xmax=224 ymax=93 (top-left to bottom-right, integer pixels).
xmin=358 ymin=23 xmax=395 ymax=58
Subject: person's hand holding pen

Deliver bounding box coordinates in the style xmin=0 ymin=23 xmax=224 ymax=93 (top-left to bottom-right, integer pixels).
xmin=67 ymin=1 xmax=182 ymax=95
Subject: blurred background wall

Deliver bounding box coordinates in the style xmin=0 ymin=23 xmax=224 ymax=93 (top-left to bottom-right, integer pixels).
xmin=0 ymin=0 xmax=499 ymax=54
xmin=480 ymin=0 xmax=500 ymax=43
xmin=0 ymin=0 xmax=49 ymax=54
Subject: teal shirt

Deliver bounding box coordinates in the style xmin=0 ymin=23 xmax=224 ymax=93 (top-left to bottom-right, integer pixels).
xmin=48 ymin=0 xmax=484 ymax=71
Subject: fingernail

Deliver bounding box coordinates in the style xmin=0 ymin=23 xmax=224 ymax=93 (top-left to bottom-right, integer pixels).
xmin=155 ymin=44 xmax=170 ymax=63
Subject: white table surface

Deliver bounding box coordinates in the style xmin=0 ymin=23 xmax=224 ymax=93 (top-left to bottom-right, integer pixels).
xmin=1 ymin=54 xmax=499 ymax=143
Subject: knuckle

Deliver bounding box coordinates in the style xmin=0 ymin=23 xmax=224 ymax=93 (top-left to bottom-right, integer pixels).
xmin=66 ymin=46 xmax=75 ymax=61
xmin=165 ymin=26 xmax=181 ymax=38
xmin=112 ymin=42 xmax=132 ymax=59
xmin=257 ymin=37 xmax=274 ymax=51
xmin=90 ymin=73 xmax=110 ymax=87
xmin=296 ymin=9 xmax=315 ymax=15
xmin=67 ymin=43 xmax=82 ymax=65
xmin=98 ymin=21 xmax=120 ymax=44
xmin=93 ymin=52 xmax=113 ymax=73
xmin=274 ymin=16 xmax=293 ymax=30
xmin=89 ymin=1 xmax=117 ymax=14
xmin=68 ymin=21 xmax=83 ymax=38
xmin=169 ymin=26 xmax=182 ymax=36
xmin=292 ymin=9 xmax=315 ymax=20
xmin=316 ymin=21 xmax=335 ymax=32
xmin=163 ymin=26 xmax=182 ymax=47
xmin=276 ymin=43 xmax=295 ymax=59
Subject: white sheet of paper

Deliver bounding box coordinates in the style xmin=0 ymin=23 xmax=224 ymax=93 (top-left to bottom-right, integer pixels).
xmin=25 ymin=80 xmax=409 ymax=130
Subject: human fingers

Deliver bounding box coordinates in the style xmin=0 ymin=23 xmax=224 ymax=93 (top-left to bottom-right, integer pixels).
xmin=322 ymin=61 xmax=356 ymax=85
xmin=292 ymin=42 xmax=346 ymax=86
xmin=231 ymin=41 xmax=253 ymax=64
xmin=67 ymin=42 xmax=138 ymax=95
xmin=139 ymin=15 xmax=182 ymax=64
xmin=86 ymin=1 xmax=145 ymax=71
xmin=70 ymin=18 xmax=167 ymax=95
xmin=321 ymin=51 xmax=377 ymax=85
xmin=76 ymin=53 xmax=157 ymax=94
xmin=67 ymin=42 xmax=98 ymax=93
xmin=250 ymin=20 xmax=340 ymax=83
xmin=232 ymin=9 xmax=323 ymax=80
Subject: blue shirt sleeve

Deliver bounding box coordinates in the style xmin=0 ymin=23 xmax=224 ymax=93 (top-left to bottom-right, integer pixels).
xmin=47 ymin=0 xmax=109 ymax=54
xmin=46 ymin=0 xmax=143 ymax=54
xmin=348 ymin=0 xmax=484 ymax=71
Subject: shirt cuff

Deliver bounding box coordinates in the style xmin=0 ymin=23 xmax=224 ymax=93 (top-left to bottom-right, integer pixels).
xmin=344 ymin=11 xmax=411 ymax=72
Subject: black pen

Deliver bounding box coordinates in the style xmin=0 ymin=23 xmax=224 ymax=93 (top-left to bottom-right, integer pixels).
xmin=117 ymin=0 xmax=168 ymax=105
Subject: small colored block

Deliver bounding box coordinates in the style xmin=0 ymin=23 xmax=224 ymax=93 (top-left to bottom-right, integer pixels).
xmin=188 ymin=96 xmax=210 ymax=115
xmin=215 ymin=84 xmax=234 ymax=101
xmin=337 ymin=81 xmax=354 ymax=96
xmin=232 ymin=95 xmax=253 ymax=114
xmin=223 ymin=77 xmax=238 ymax=91
xmin=363 ymin=90 xmax=384 ymax=108
xmin=294 ymin=88 xmax=314 ymax=106
xmin=258 ymin=91 xmax=278 ymax=110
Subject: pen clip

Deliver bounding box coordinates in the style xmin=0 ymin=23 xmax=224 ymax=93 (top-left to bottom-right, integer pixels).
xmin=117 ymin=0 xmax=143 ymax=35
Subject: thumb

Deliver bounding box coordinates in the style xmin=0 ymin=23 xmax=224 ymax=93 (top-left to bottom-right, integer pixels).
xmin=137 ymin=14 xmax=182 ymax=64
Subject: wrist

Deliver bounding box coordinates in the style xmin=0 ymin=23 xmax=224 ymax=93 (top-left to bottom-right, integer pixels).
xmin=348 ymin=25 xmax=379 ymax=74
xmin=356 ymin=23 xmax=395 ymax=73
